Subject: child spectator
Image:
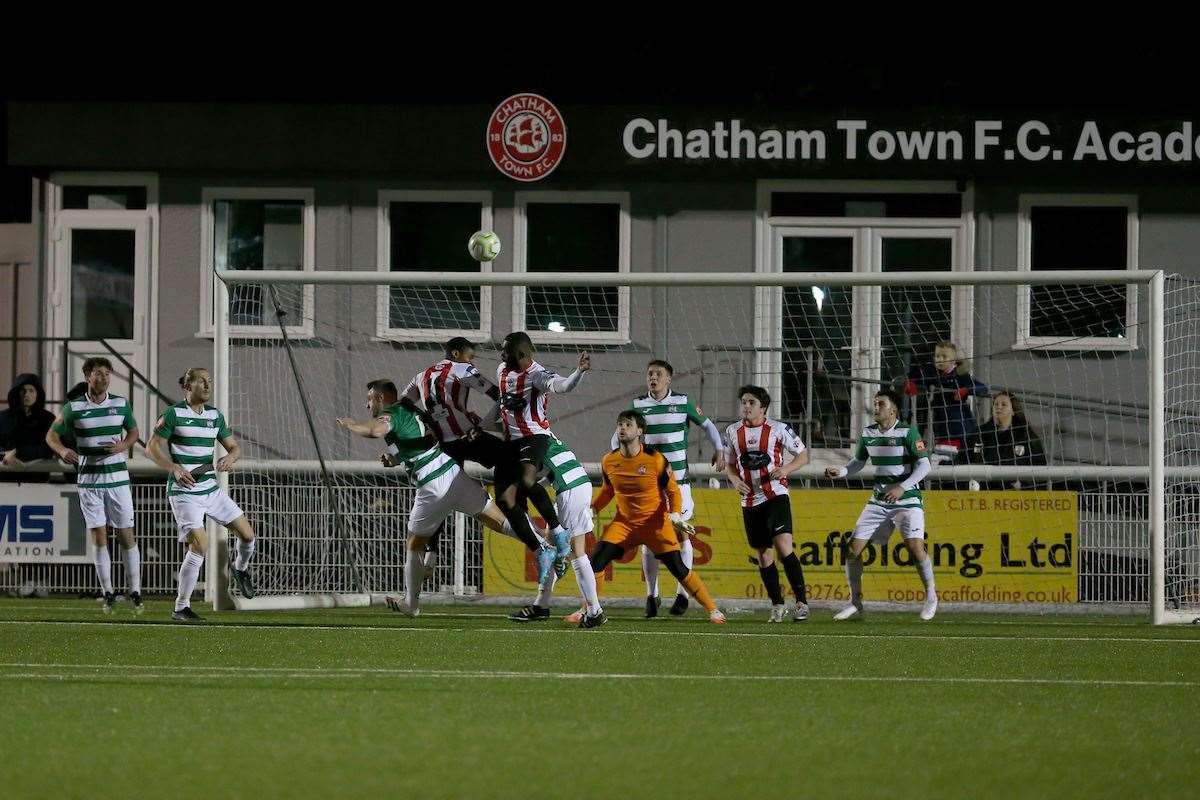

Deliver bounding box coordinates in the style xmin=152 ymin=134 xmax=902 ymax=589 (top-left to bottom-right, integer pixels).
xmin=905 ymin=341 xmax=986 ymax=464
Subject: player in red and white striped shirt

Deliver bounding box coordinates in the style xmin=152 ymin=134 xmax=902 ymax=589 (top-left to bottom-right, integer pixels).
xmin=401 ymin=337 xmax=506 ymax=469
xmin=494 ymin=331 xmax=590 ymax=578
xmin=723 ymin=385 xmax=812 ymax=622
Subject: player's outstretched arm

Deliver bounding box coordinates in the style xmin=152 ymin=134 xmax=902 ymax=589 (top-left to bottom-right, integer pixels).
xmin=545 ymin=352 xmax=590 ymax=394
xmin=336 ymin=416 xmax=390 ymax=439
xmin=824 ymin=457 xmax=867 ymax=479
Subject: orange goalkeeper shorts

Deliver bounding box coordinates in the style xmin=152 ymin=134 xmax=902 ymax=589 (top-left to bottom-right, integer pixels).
xmin=600 ymin=517 xmax=681 ymax=555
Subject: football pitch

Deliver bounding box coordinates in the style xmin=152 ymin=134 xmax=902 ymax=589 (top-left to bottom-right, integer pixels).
xmin=2 ymin=599 xmax=1198 ymax=799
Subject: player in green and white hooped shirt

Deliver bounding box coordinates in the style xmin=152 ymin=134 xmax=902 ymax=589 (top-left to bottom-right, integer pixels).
xmin=46 ymin=357 xmax=142 ymax=615
xmin=612 ymin=359 xmax=725 ymax=618
xmin=825 ymin=388 xmax=938 ymax=621
xmin=336 ymin=379 xmax=521 ymax=617
xmin=507 ymin=435 xmax=604 ymax=624
xmin=147 ymin=368 xmax=258 ymax=623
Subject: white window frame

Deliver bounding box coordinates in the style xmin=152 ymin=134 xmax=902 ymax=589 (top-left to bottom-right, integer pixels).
xmin=512 ymin=190 xmax=631 ymax=346
xmin=375 ymin=190 xmax=493 ymax=342
xmin=1015 ymin=193 xmax=1138 ymax=352
xmin=198 ymin=187 xmax=315 ymax=339
xmin=45 ymin=171 xmax=160 ymax=433
xmin=755 ymin=179 xmax=975 ymax=439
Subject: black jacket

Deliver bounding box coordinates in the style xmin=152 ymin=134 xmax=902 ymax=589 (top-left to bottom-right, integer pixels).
xmin=969 ymin=419 xmax=1047 ymax=467
xmin=0 ymin=373 xmax=57 ymax=463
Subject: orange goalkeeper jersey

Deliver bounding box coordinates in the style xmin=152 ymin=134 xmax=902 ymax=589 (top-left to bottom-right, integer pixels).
xmin=592 ymin=446 xmax=682 ymax=524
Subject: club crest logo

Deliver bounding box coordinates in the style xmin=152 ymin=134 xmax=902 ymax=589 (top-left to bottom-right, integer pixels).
xmin=637 ymin=464 xmax=648 ymax=475
xmin=487 ymin=93 xmax=567 ymax=182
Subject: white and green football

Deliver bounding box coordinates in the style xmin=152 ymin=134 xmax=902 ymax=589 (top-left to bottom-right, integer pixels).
xmin=467 ymin=230 xmax=502 ymax=262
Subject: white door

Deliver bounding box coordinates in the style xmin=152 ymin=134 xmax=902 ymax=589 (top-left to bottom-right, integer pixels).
xmin=867 ymin=228 xmax=963 ymax=436
xmin=49 ymin=212 xmax=154 ymax=438
xmin=771 ymin=225 xmax=965 ymax=447
xmin=772 ymin=226 xmax=870 ymax=448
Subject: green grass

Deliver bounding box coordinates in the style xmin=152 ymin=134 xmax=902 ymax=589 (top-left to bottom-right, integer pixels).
xmin=2 ymin=599 xmax=1199 ymax=799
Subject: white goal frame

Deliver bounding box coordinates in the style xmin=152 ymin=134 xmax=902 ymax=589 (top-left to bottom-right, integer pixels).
xmin=214 ymin=268 xmax=1175 ymax=624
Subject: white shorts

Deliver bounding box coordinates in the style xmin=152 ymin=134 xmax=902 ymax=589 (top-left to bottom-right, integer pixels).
xmin=78 ymin=485 xmax=134 ymax=530
xmin=852 ymin=503 xmax=926 ymax=542
xmin=169 ymin=489 xmax=245 ymax=542
xmin=678 ymin=482 xmax=695 ymax=522
xmin=556 ymin=484 xmax=594 ymax=538
xmin=408 ymin=467 xmax=488 ymax=538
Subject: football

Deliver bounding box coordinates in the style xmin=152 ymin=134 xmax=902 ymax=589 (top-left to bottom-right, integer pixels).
xmin=467 ymin=230 xmax=502 ymax=262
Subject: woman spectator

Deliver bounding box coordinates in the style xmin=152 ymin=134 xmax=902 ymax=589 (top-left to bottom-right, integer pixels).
xmin=971 ymin=390 xmax=1047 ymax=489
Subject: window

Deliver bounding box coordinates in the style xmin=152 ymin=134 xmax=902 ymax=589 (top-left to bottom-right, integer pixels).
xmin=376 ymin=191 xmax=492 ymax=340
xmin=62 ymin=185 xmax=147 ymax=210
xmin=200 ymin=188 xmax=315 ymax=337
xmin=1017 ymin=195 xmax=1138 ymax=351
xmin=514 ymin=192 xmax=630 ymax=344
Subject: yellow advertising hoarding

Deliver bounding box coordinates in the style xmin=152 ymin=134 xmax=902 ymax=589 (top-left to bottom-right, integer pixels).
xmin=483 ymin=489 xmax=1077 ymax=604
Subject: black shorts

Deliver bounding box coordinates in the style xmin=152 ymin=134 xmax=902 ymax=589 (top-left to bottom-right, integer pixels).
xmin=441 ymin=431 xmax=507 ymax=469
xmin=742 ymin=496 xmax=793 ymax=549
xmin=493 ymin=434 xmax=552 ymax=489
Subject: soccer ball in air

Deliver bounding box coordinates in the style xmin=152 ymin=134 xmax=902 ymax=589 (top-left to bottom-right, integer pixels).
xmin=468 ymin=230 xmax=502 ymax=262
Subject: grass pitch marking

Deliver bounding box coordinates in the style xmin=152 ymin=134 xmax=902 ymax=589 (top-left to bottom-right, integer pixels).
xmin=1 ymin=618 xmax=1198 ymax=645
xmin=0 ymin=662 xmax=1195 ymax=689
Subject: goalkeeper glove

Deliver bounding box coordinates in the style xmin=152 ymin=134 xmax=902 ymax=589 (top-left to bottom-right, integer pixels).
xmin=669 ymin=512 xmax=696 ymax=537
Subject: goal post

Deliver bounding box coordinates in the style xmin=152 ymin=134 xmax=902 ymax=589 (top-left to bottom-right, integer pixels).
xmin=211 ymin=267 xmax=1191 ymax=624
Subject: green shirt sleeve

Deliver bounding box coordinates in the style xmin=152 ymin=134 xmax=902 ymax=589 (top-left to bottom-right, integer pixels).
xmin=854 ymin=436 xmax=869 ymax=461
xmin=123 ymin=403 xmax=138 ymax=432
xmin=217 ymin=412 xmax=231 ymax=439
xmin=908 ymin=426 xmax=929 ymax=461
xmin=51 ymin=405 xmax=74 ymax=436
xmin=685 ymin=398 xmax=708 ymax=425
xmin=153 ymin=407 xmax=175 ymax=440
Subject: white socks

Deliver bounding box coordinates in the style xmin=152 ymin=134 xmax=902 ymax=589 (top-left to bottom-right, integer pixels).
xmin=122 ymin=544 xmax=141 ymax=594
xmin=916 ymin=556 xmax=936 ymax=592
xmin=93 ymin=544 xmax=113 ymax=595
xmin=500 ymin=517 xmax=545 ymax=546
xmin=676 ymin=537 xmax=694 ymax=597
xmin=423 ymin=548 xmax=438 ymax=570
xmin=234 ymin=538 xmax=256 ymax=571
xmin=175 ymin=551 xmax=203 ymax=611
xmin=641 ymin=545 xmax=660 ymax=598
xmin=572 ymin=556 xmax=602 ymax=615
xmin=845 ymin=556 xmax=864 ymax=601
xmin=535 ymin=570 xmax=557 ymax=607
xmin=405 ymin=551 xmax=425 ymax=611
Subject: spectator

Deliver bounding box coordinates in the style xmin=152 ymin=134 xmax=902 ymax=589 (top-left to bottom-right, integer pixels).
xmin=970 ymin=390 xmax=1047 ymax=489
xmin=0 ymin=373 xmax=56 ymax=471
xmin=904 ymin=340 xmax=986 ymax=464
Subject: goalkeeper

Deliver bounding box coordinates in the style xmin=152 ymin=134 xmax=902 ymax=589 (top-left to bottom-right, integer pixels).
xmin=589 ymin=410 xmax=725 ymax=625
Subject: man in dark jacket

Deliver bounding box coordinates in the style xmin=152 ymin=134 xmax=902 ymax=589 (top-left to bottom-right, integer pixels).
xmin=0 ymin=373 xmax=57 ymax=470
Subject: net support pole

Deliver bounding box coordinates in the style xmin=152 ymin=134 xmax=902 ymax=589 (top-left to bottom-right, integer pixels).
xmin=1150 ymin=271 xmax=1166 ymax=624
xmin=209 ymin=274 xmax=232 ymax=609
xmin=267 ymin=285 xmax=366 ymax=593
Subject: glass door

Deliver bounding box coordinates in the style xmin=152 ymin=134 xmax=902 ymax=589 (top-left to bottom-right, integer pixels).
xmin=51 ymin=212 xmax=152 ymax=433
xmin=868 ymin=228 xmax=962 ymax=433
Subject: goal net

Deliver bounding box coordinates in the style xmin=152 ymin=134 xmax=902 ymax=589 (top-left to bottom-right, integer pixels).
xmin=210 ymin=269 xmax=1196 ymax=624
